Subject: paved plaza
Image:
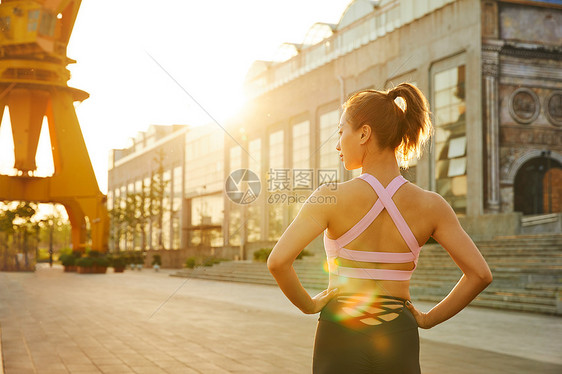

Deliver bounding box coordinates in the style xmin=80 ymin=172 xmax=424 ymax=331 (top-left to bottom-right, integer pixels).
xmin=0 ymin=265 xmax=561 ymax=374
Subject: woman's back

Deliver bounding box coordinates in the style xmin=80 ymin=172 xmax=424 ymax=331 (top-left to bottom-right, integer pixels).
xmin=324 ymin=173 xmax=438 ymax=299
xmin=267 ymin=83 xmax=492 ymax=374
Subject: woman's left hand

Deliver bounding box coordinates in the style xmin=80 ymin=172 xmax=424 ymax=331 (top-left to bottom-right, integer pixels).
xmin=405 ymin=300 xmax=433 ymax=329
xmin=302 ymin=288 xmax=339 ymax=314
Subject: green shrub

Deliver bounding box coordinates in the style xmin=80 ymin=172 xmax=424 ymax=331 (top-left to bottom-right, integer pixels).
xmin=88 ymin=250 xmax=101 ymax=258
xmin=253 ymin=248 xmax=272 ymax=262
xmin=59 ymin=253 xmax=76 ymax=266
xmin=202 ymin=257 xmax=216 ymax=267
xmin=151 ymin=254 xmax=162 ymax=266
xmin=121 ymin=252 xmax=133 ymax=265
xmin=185 ymin=257 xmax=197 ymax=269
xmin=92 ymin=257 xmax=110 ymax=267
xmin=112 ymin=256 xmax=126 ymax=268
xmin=76 ymin=257 xmax=94 ymax=267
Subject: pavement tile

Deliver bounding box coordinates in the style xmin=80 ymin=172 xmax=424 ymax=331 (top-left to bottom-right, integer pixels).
xmin=130 ymin=366 xmax=168 ymax=374
xmin=97 ymin=364 xmax=136 ymax=374
xmin=1 ymin=266 xmax=561 ymax=374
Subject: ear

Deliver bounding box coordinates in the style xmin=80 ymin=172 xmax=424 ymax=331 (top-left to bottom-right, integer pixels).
xmin=359 ymin=124 xmax=371 ymax=145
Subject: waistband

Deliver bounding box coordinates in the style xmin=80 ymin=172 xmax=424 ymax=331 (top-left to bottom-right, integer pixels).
xmin=330 ymin=293 xmax=409 ymax=303
xmin=318 ymin=293 xmax=415 ymax=334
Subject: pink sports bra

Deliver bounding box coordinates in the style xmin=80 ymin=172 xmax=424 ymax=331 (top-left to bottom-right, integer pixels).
xmin=323 ymin=173 xmax=422 ymax=281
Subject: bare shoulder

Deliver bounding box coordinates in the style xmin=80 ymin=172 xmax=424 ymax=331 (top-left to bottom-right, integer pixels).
xmin=400 ymin=182 xmax=456 ymax=224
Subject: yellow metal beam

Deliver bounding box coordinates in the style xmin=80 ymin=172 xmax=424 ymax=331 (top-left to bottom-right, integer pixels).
xmin=0 ymin=0 xmax=108 ymax=253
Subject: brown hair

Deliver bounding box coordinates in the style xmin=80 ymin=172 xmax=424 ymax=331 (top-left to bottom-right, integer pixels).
xmin=342 ymin=83 xmax=432 ymax=167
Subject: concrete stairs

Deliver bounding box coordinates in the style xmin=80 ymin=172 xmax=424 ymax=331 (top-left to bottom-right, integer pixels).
xmin=172 ymin=234 xmax=562 ymax=315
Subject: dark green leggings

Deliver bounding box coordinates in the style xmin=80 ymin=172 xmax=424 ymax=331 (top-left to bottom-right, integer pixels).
xmin=312 ymin=294 xmax=421 ymax=374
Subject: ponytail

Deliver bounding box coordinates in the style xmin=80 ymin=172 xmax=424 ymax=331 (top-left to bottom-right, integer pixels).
xmin=387 ymin=83 xmax=432 ymax=166
xmin=343 ymin=83 xmax=433 ymax=168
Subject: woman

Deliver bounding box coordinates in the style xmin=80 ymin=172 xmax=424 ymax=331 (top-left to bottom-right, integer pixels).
xmin=267 ymin=83 xmax=493 ymax=373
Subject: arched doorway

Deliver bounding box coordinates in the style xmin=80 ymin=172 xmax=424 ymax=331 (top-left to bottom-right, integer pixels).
xmin=514 ymin=156 xmax=562 ymax=215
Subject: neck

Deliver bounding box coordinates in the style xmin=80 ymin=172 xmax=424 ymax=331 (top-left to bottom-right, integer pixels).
xmin=360 ymin=148 xmax=401 ymax=185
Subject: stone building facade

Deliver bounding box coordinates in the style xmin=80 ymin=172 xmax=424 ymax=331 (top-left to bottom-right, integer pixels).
xmin=481 ymin=1 xmax=562 ymax=226
xmin=225 ymin=0 xmax=562 ymax=257
xmin=108 ymin=0 xmax=561 ymax=263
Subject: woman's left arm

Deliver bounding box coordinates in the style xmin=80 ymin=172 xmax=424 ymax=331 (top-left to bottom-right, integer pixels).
xmin=267 ymin=185 xmax=338 ymax=314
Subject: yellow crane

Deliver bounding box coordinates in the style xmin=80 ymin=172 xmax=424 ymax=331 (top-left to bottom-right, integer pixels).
xmin=0 ymin=0 xmax=108 ymax=253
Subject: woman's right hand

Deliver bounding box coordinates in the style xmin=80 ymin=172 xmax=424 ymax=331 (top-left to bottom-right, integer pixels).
xmin=301 ymin=288 xmax=339 ymax=314
xmin=405 ymin=300 xmax=434 ymax=329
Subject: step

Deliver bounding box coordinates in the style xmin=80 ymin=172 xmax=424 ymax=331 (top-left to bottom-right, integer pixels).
xmin=415 ymin=295 xmax=559 ymax=315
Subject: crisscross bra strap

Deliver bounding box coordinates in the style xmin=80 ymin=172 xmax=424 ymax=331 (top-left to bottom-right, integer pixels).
xmin=359 ymin=174 xmax=421 ymax=261
xmin=334 ymin=175 xmax=408 ymax=247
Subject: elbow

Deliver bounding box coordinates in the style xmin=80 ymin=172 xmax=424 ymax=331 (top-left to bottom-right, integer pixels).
xmin=266 ymin=256 xmax=277 ymax=273
xmin=483 ymin=270 xmax=493 ymax=286
xmin=479 ymin=268 xmax=493 ymax=287
xmin=267 ymin=255 xmax=285 ymax=274
xmin=467 ymin=267 xmax=493 ymax=288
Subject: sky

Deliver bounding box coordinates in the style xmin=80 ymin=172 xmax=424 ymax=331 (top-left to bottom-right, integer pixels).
xmin=0 ymin=0 xmax=352 ymax=194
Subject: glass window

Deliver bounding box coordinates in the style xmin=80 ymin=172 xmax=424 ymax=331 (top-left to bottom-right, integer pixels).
xmin=267 ymin=203 xmax=284 ymax=241
xmin=268 ymin=129 xmax=285 ymax=241
xmin=161 ymin=170 xmax=172 ymax=249
xmin=185 ymin=127 xmax=224 ymax=195
xmin=0 ymin=17 xmax=11 ymax=33
xmin=28 ymin=10 xmax=39 ymax=32
xmin=228 ymin=203 xmax=241 ymax=246
xmin=247 ymin=203 xmax=261 ymax=242
xmin=249 ymin=138 xmax=261 ymax=177
xmin=433 ymin=64 xmax=467 ymax=214
xmin=269 ymin=130 xmax=284 ymax=170
xmin=292 ymin=121 xmax=310 ymax=170
xmin=319 ymin=111 xmax=340 ymax=180
xmin=172 ymin=166 xmax=182 ymax=248
xmin=190 ymin=194 xmax=223 ymax=247
xmin=38 ymin=11 xmax=55 ymax=37
xmin=230 ymin=145 xmax=242 ymax=172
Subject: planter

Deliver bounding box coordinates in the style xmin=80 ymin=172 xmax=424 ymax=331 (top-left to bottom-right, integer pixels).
xmin=93 ymin=265 xmax=107 ymax=274
xmin=77 ymin=266 xmax=94 ymax=274
xmin=64 ymin=265 xmax=77 ymax=272
xmin=113 ymin=266 xmax=125 ymax=273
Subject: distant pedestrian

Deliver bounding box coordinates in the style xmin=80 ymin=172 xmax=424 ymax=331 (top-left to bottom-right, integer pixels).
xmin=268 ymin=83 xmax=493 ymax=373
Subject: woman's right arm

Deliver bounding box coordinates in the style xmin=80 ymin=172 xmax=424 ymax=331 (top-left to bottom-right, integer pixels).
xmin=406 ymin=192 xmax=493 ymax=329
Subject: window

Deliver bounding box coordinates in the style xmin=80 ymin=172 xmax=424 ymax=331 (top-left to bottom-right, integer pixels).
xmin=28 ymin=10 xmax=39 ymax=32
xmin=230 ymin=145 xmax=242 ymax=172
xmin=268 ymin=129 xmax=285 ymax=241
xmin=319 ymin=111 xmax=340 ymax=179
xmin=161 ymin=170 xmax=172 ymax=249
xmin=249 ymin=138 xmax=261 ymax=177
xmin=38 ymin=11 xmax=55 ymax=37
xmin=172 ymin=166 xmax=182 ymax=248
xmin=269 ymin=130 xmax=284 ymax=170
xmin=185 ymin=127 xmax=224 ymax=194
xmin=247 ymin=204 xmax=261 ymax=242
xmin=292 ymin=121 xmax=310 ymax=169
xmin=190 ymin=194 xmax=223 ymax=247
xmin=229 ymin=203 xmax=241 ymax=246
xmin=433 ymin=64 xmax=467 ymax=214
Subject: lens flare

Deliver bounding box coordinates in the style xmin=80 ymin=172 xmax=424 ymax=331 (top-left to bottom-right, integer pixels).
xmin=327 ymin=293 xmax=404 ymax=330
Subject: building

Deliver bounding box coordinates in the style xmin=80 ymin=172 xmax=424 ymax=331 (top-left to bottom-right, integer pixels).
xmin=226 ymin=0 xmax=562 ymax=258
xmin=107 ymin=125 xmax=188 ymax=252
xmin=108 ymin=0 xmax=561 ymax=265
xmin=107 ymin=124 xmax=230 ymax=263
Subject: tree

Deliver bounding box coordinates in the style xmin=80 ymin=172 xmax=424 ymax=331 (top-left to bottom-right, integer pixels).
xmin=149 ymin=149 xmax=169 ymax=250
xmin=0 ymin=202 xmax=38 ymax=271
xmin=108 ymin=149 xmax=169 ymax=252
